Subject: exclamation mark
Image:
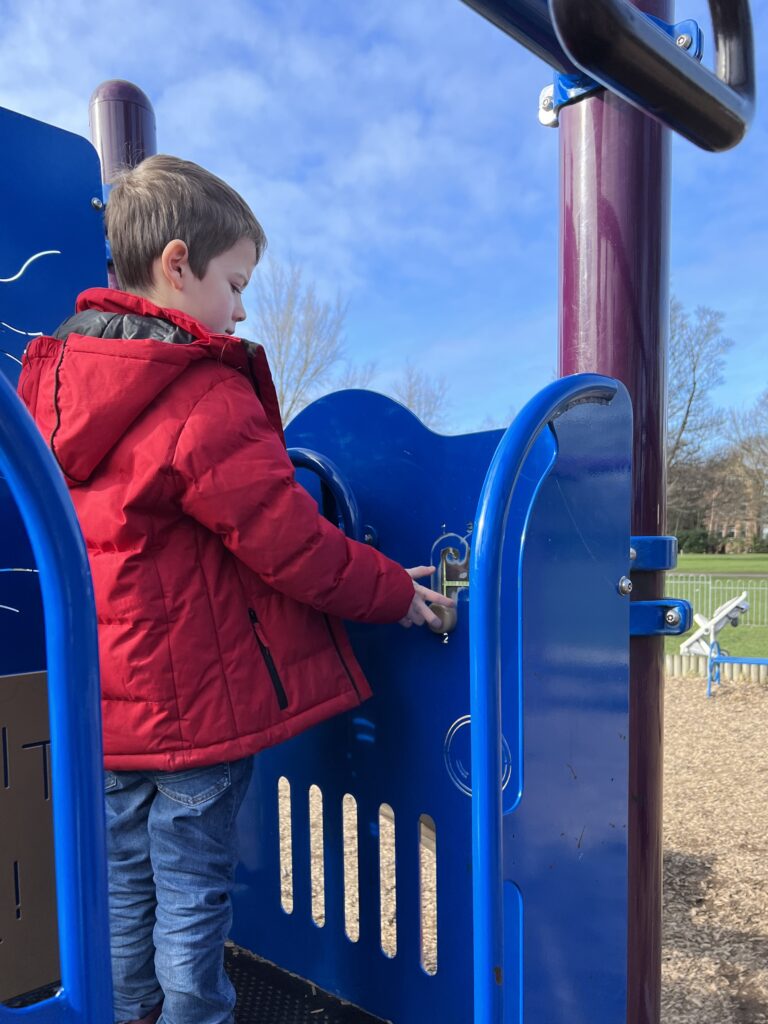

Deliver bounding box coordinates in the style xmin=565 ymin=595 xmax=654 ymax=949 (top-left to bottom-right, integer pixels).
xmin=2 ymin=727 xmax=9 ymax=788
xmin=13 ymin=861 xmax=21 ymax=919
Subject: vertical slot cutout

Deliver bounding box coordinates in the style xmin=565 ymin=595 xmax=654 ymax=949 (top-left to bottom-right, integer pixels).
xmin=277 ymin=776 xmax=293 ymax=913
xmin=13 ymin=860 xmax=21 ymax=919
xmin=309 ymin=784 xmax=325 ymax=926
xmin=2 ymin=726 xmax=8 ymax=788
xmin=419 ymin=814 xmax=437 ymax=974
xmin=342 ymin=793 xmax=360 ymax=941
xmin=379 ymin=803 xmax=396 ymax=957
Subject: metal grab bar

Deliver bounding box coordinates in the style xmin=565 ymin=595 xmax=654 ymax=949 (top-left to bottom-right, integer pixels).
xmin=0 ymin=375 xmax=112 ymax=1022
xmin=548 ymin=0 xmax=755 ymax=152
xmin=461 ymin=0 xmax=755 ymax=152
xmin=469 ymin=373 xmax=618 ymax=1024
xmin=460 ymin=0 xmax=578 ymax=74
xmin=288 ymin=447 xmax=363 ymax=542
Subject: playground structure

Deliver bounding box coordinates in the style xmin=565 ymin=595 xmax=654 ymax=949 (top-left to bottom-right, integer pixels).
xmin=678 ymin=590 xmax=768 ymax=696
xmin=680 ymin=590 xmax=750 ymax=658
xmin=676 ymin=591 xmax=768 ymax=696
xmin=0 ymin=2 xmax=756 ymax=1023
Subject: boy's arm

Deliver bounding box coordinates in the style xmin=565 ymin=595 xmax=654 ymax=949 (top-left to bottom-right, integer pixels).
xmin=172 ymin=375 xmax=415 ymax=623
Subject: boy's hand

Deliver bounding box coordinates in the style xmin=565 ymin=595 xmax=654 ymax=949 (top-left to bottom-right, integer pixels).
xmin=399 ymin=566 xmax=456 ymax=629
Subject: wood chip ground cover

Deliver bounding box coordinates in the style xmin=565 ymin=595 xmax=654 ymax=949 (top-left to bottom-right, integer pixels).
xmin=663 ymin=673 xmax=767 ymax=1023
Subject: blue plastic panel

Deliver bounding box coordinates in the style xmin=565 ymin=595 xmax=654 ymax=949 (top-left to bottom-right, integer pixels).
xmin=0 ymin=374 xmax=111 ymax=1024
xmin=499 ymin=382 xmax=632 ymax=1024
xmin=232 ymin=380 xmax=632 ymax=1024
xmin=234 ymin=391 xmax=501 ymax=1024
xmin=0 ymin=104 xmax=107 ymax=674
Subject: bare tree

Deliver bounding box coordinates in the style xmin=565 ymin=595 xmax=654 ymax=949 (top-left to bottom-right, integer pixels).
xmin=335 ymin=359 xmax=378 ymax=390
xmin=667 ymin=297 xmax=733 ymax=474
xmin=666 ymin=297 xmax=734 ymax=531
xmin=727 ymin=390 xmax=768 ymax=543
xmin=391 ymin=363 xmax=450 ymax=430
xmin=251 ymin=258 xmax=348 ymax=423
xmin=476 ymin=405 xmax=517 ymax=432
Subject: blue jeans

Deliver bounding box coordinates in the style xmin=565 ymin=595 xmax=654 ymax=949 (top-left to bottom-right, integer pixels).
xmin=104 ymin=757 xmax=253 ymax=1024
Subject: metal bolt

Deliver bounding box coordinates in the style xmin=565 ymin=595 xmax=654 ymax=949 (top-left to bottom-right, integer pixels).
xmin=629 ymin=547 xmax=638 ymax=562
xmin=618 ymin=576 xmax=633 ymax=596
xmin=91 ymin=196 xmax=104 ymax=210
xmin=665 ymin=608 xmax=681 ymax=627
xmin=542 ymin=95 xmax=554 ymax=111
xmin=676 ymin=33 xmax=693 ymax=49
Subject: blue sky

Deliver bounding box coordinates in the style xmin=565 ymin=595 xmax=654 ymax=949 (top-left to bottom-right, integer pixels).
xmin=1 ymin=0 xmax=765 ymax=432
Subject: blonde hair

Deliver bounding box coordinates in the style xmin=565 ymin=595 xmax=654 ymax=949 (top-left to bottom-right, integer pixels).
xmin=105 ymin=154 xmax=267 ymax=291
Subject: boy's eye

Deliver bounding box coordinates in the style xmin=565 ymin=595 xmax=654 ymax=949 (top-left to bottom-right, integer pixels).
xmin=231 ymin=283 xmax=242 ymax=294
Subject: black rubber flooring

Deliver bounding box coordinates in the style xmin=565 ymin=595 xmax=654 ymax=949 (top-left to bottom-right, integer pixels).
xmin=225 ymin=945 xmax=388 ymax=1024
xmin=3 ymin=946 xmax=385 ymax=1022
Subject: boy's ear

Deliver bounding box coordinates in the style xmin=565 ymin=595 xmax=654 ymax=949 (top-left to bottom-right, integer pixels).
xmin=159 ymin=239 xmax=191 ymax=292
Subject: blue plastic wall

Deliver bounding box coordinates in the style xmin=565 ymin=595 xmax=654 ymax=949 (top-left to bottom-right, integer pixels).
xmin=231 ymin=383 xmax=632 ymax=1024
xmin=0 ymin=106 xmax=112 ymax=1023
xmin=0 ymin=105 xmax=107 ymax=675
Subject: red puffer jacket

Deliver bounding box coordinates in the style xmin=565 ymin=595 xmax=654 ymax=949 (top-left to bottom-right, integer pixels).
xmin=18 ymin=288 xmax=414 ymax=770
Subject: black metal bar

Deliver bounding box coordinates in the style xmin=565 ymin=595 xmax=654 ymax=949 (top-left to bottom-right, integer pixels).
xmin=288 ymin=447 xmax=363 ymax=541
xmin=549 ymin=0 xmax=755 ymax=151
xmin=459 ymin=0 xmax=578 ymax=73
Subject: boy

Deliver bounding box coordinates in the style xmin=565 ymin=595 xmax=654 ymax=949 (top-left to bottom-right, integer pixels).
xmin=17 ymin=154 xmax=453 ymax=1024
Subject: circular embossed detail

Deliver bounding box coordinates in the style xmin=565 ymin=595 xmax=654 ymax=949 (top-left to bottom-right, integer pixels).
xmin=443 ymin=715 xmax=513 ymax=797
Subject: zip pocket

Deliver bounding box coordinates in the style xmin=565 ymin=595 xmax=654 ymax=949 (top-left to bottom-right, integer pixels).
xmin=248 ymin=608 xmax=288 ymax=710
xmin=323 ymin=615 xmax=361 ymax=698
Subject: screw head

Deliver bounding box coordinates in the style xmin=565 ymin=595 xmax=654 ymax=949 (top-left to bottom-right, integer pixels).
xmin=665 ymin=608 xmax=682 ymax=627
xmin=542 ymin=95 xmax=554 ymax=111
xmin=629 ymin=547 xmax=638 ymax=562
xmin=676 ymin=33 xmax=693 ymax=49
xmin=91 ymin=196 xmax=104 ymax=210
xmin=618 ymin=576 xmax=633 ymax=596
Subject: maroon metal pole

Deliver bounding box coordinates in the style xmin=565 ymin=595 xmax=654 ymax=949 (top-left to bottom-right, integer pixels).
xmin=557 ymin=3 xmax=671 ymax=1022
xmin=88 ymin=80 xmax=157 ymax=287
xmin=89 ymin=79 xmax=156 ymax=182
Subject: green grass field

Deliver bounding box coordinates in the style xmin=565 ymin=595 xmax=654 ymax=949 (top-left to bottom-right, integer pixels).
xmin=665 ymin=555 xmax=768 ymax=656
xmin=674 ymin=553 xmax=768 ymax=575
xmin=664 ymin=623 xmax=768 ymax=657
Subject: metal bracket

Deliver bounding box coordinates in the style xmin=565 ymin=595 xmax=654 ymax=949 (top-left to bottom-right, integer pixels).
xmin=630 ymin=599 xmax=692 ymax=637
xmin=629 ymin=535 xmax=678 ymax=572
xmin=538 ymin=16 xmax=702 ymax=127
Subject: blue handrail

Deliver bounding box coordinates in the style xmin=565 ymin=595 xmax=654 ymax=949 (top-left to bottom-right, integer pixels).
xmin=0 ymin=374 xmax=111 ymax=1023
xmin=288 ymin=446 xmax=363 ymax=542
xmin=469 ymin=373 xmax=618 ymax=1024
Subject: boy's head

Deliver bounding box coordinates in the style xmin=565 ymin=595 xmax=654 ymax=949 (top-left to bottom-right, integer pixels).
xmin=105 ymin=154 xmax=267 ymax=335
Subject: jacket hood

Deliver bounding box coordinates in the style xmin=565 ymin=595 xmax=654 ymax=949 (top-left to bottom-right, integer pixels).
xmin=20 ymin=288 xmax=284 ymax=484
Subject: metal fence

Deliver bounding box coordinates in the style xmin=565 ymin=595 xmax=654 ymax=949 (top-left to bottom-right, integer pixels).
xmin=667 ymin=574 xmax=768 ymax=627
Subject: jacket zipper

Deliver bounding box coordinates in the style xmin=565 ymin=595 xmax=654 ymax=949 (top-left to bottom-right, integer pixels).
xmin=248 ymin=608 xmax=288 ymax=710
xmin=323 ymin=615 xmax=361 ymax=698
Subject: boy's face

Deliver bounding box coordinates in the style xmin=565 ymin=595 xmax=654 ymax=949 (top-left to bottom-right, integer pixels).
xmin=171 ymin=237 xmax=257 ymax=335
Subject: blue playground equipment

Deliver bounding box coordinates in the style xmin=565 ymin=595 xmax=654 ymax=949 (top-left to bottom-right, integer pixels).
xmin=707 ymin=643 xmax=768 ymax=699
xmin=0 ymin=1 xmax=755 ymax=1022
xmin=233 ymin=375 xmax=640 ymax=1024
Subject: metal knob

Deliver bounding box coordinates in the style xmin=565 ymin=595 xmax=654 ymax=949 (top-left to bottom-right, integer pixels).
xmin=428 ymin=603 xmax=458 ymax=635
